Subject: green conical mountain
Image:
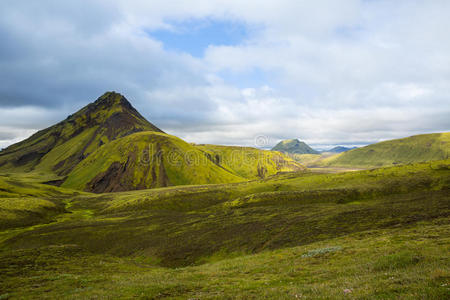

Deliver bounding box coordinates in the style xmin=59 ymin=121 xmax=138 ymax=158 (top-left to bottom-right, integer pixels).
xmin=0 ymin=92 xmax=304 ymax=192
xmin=0 ymin=92 xmax=162 ymax=175
xmin=272 ymin=139 xmax=319 ymax=154
xmin=320 ymin=132 xmax=450 ymax=168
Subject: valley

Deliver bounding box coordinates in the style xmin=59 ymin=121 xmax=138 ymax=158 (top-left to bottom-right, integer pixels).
xmin=0 ymin=92 xmax=448 ymax=299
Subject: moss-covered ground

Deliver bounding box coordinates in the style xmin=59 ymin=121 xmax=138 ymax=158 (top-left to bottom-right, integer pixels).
xmin=0 ymin=159 xmax=449 ymax=298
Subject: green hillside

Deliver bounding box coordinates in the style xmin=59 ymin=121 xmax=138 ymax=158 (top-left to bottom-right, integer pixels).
xmin=0 ymin=92 xmax=162 ymax=176
xmin=0 ymin=173 xmax=81 ymax=230
xmin=195 ymin=144 xmax=305 ymax=179
xmin=319 ymin=132 xmax=450 ymax=168
xmin=272 ymin=139 xmax=319 ymax=154
xmin=62 ymin=132 xmax=243 ymax=192
xmin=0 ymin=159 xmax=448 ymax=298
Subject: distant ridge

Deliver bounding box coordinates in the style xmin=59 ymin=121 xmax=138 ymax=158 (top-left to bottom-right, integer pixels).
xmin=327 ymin=146 xmax=357 ymax=153
xmin=319 ymin=132 xmax=450 ymax=168
xmin=272 ymin=139 xmax=319 ymax=154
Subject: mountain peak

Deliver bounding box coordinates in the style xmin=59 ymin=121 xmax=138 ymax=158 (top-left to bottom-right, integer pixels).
xmin=95 ymin=91 xmax=128 ymax=106
xmin=272 ymin=139 xmax=319 ymax=154
xmin=86 ymin=91 xmax=135 ymax=114
xmin=0 ymin=92 xmax=163 ymax=175
xmin=282 ymin=139 xmax=301 ymax=145
xmin=68 ymin=91 xmax=163 ymax=134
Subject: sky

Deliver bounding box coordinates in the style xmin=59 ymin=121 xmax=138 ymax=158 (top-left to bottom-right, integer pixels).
xmin=0 ymin=0 xmax=449 ymax=150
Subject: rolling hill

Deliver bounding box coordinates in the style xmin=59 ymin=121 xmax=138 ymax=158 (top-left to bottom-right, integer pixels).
xmin=195 ymin=144 xmax=305 ymax=179
xmin=272 ymin=139 xmax=319 ymax=154
xmin=319 ymin=132 xmax=450 ymax=168
xmin=62 ymin=132 xmax=244 ymax=192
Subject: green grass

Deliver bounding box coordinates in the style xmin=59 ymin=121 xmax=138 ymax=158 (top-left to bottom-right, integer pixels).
xmin=0 ymin=220 xmax=448 ymax=299
xmin=0 ymin=174 xmax=82 ymax=230
xmin=319 ymin=132 xmax=450 ymax=168
xmin=0 ymin=159 xmax=448 ymax=298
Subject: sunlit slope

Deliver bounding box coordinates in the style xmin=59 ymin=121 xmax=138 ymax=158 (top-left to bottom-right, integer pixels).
xmin=289 ymin=153 xmax=324 ymax=166
xmin=0 ymin=92 xmax=162 ymax=175
xmin=62 ymin=132 xmax=243 ymax=192
xmin=319 ymin=132 xmax=450 ymax=168
xmin=195 ymin=144 xmax=305 ymax=179
xmin=0 ymin=174 xmax=80 ymax=229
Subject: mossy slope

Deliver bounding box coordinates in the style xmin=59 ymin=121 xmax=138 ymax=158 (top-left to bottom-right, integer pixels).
xmin=62 ymin=132 xmax=243 ymax=192
xmin=195 ymin=144 xmax=305 ymax=179
xmin=0 ymin=174 xmax=80 ymax=230
xmin=319 ymin=132 xmax=450 ymax=168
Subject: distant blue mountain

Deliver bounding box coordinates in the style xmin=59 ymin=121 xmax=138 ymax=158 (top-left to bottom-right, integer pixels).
xmin=327 ymin=146 xmax=357 ymax=153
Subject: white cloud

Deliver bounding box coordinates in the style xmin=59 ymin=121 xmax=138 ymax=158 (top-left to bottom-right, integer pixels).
xmin=0 ymin=0 xmax=449 ymax=148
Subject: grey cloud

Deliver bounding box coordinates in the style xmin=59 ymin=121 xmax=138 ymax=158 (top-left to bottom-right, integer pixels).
xmin=0 ymin=131 xmax=16 ymax=140
xmin=0 ymin=0 xmax=449 ymax=148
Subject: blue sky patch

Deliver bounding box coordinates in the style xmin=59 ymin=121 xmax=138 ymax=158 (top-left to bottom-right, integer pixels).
xmin=147 ymin=18 xmax=251 ymax=57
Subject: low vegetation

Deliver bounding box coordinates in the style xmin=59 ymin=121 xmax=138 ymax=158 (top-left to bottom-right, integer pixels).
xmin=0 ymin=159 xmax=448 ymax=298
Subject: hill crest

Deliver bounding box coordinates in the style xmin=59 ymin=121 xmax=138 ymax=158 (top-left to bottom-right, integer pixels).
xmin=272 ymin=139 xmax=319 ymax=154
xmin=319 ymin=132 xmax=450 ymax=168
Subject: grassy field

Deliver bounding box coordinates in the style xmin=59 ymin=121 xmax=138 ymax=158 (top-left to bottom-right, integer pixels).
xmin=0 ymin=219 xmax=448 ymax=299
xmin=0 ymin=159 xmax=449 ymax=298
xmin=0 ymin=173 xmax=83 ymax=230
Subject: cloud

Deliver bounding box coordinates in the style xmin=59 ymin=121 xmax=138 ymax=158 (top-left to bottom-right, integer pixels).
xmin=0 ymin=0 xmax=449 ymax=148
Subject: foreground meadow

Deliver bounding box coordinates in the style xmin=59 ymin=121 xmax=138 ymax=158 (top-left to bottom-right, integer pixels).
xmin=0 ymin=160 xmax=449 ymax=298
